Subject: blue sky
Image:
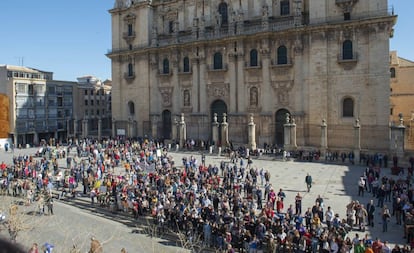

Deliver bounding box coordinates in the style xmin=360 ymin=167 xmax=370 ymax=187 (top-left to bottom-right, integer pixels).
xmin=0 ymin=0 xmax=412 ymax=81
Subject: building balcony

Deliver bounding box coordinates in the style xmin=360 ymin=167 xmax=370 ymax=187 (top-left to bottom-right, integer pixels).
xmin=124 ymin=72 xmax=135 ymax=80
xmin=335 ymin=0 xmax=358 ymax=4
xmin=123 ymin=32 xmax=136 ymax=41
xmin=244 ymin=62 xmax=262 ymax=69
xmin=271 ymin=59 xmax=293 ymax=68
xmin=337 ymin=52 xmax=358 ymax=63
xmin=207 ymin=64 xmax=228 ymax=72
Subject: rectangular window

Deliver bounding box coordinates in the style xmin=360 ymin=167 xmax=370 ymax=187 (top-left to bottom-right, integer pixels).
xmin=57 ymin=97 xmax=63 ymax=107
xmin=84 ymin=100 xmax=88 ymax=106
xmin=16 ymin=83 xmax=26 ymax=93
xmin=48 ymin=86 xmax=55 ymax=94
xmin=344 ymin=12 xmax=351 ymax=21
xmin=169 ymin=21 xmax=174 ymax=33
xmin=28 ymin=84 xmax=34 ymax=95
xmin=91 ymin=100 xmax=94 ymax=106
xmin=84 ymin=90 xmax=88 ymax=95
xmin=281 ymin=1 xmax=290 ymax=16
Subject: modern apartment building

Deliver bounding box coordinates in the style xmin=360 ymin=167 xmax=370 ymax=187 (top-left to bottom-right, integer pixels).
xmin=0 ymin=65 xmax=75 ymax=146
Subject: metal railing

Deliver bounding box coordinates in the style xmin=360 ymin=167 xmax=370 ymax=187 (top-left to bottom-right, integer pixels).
xmin=107 ymin=8 xmax=394 ymax=55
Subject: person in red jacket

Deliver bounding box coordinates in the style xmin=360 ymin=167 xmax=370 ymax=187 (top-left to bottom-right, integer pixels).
xmin=276 ymin=197 xmax=284 ymax=213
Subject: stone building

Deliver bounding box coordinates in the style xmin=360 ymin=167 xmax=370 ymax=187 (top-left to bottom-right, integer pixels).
xmin=0 ymin=65 xmax=75 ymax=146
xmin=389 ymin=51 xmax=414 ymax=150
xmin=71 ymin=76 xmax=113 ymax=140
xmin=107 ymin=0 xmax=396 ymax=152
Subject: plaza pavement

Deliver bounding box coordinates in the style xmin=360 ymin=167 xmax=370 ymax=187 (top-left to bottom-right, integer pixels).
xmin=0 ymin=147 xmax=409 ymax=250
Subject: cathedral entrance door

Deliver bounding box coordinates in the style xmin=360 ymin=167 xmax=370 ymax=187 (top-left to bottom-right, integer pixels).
xmin=210 ymin=100 xmax=228 ymax=145
xmin=162 ymin=110 xmax=172 ymax=140
xmin=275 ymin=109 xmax=290 ymax=147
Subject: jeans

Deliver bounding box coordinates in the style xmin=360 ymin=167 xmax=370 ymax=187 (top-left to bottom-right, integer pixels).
xmin=383 ymin=218 xmax=388 ymax=232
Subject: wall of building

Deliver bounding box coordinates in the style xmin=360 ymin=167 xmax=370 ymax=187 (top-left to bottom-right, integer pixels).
xmin=108 ymin=0 xmax=395 ymax=152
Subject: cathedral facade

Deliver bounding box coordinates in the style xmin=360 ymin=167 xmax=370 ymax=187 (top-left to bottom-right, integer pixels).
xmin=108 ymin=0 xmax=396 ymax=152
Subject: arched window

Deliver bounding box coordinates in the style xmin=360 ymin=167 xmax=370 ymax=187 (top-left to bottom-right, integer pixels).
xmin=128 ymin=63 xmax=134 ymax=76
xmin=390 ymin=67 xmax=396 ymax=78
xmin=128 ymin=101 xmax=135 ymax=115
xmin=213 ymin=52 xmax=223 ymax=70
xmin=342 ymin=40 xmax=353 ymax=60
xmin=342 ymin=97 xmax=354 ymax=117
xmin=127 ymin=23 xmax=133 ymax=36
xmin=277 ymin=46 xmax=288 ymax=64
xmin=163 ymin=58 xmax=169 ymax=74
xmin=183 ymin=57 xmax=190 ymax=72
xmin=218 ymin=2 xmax=228 ymax=26
xmin=250 ymin=49 xmax=258 ymax=67
xmin=280 ymin=0 xmax=290 ymax=16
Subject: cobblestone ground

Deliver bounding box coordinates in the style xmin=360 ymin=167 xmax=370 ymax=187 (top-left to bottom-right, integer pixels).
xmin=0 ymin=147 xmax=408 ymax=252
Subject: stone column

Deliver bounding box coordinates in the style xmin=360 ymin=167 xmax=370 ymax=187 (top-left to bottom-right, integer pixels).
xmin=212 ymin=113 xmax=219 ymax=147
xmin=248 ymin=114 xmax=257 ymax=150
xmin=179 ymin=113 xmax=186 ymax=148
xmin=199 ymin=57 xmax=207 ymax=112
xmin=112 ymin=118 xmax=116 ymax=137
xmin=150 ymin=115 xmax=159 ymax=139
xmin=82 ymin=118 xmax=88 ymax=138
xmin=321 ymin=119 xmax=328 ymax=156
xmin=74 ymin=118 xmax=78 ymax=137
xmin=390 ymin=113 xmax=406 ymax=159
xmin=353 ymin=118 xmax=361 ymax=164
xmin=260 ymin=48 xmax=271 ymax=112
xmin=283 ymin=113 xmax=294 ymax=150
xmin=172 ymin=117 xmax=178 ymax=141
xmin=13 ymin=133 xmax=18 ymax=148
xmin=291 ymin=117 xmax=297 ymax=149
xmin=221 ymin=113 xmax=229 ymax=147
xmin=98 ymin=118 xmax=102 ymax=141
xmin=128 ymin=118 xmax=133 ymax=138
xmin=34 ymin=132 xmax=39 ymax=146
xmin=66 ymin=119 xmax=71 ymax=138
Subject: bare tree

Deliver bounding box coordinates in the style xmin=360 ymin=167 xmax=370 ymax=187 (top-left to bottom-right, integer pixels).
xmin=0 ymin=199 xmax=38 ymax=242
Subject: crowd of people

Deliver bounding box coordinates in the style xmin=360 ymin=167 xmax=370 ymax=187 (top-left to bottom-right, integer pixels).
xmin=1 ymin=138 xmax=414 ymax=252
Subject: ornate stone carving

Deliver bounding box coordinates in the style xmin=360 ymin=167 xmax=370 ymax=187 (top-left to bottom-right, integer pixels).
xmin=259 ymin=48 xmax=271 ymax=58
xmin=150 ymin=53 xmax=158 ymax=69
xmin=207 ymin=83 xmax=230 ymax=98
xmin=294 ymin=35 xmax=303 ymax=55
xmin=159 ymin=87 xmax=173 ymax=107
xmin=271 ymin=81 xmax=294 ymax=106
xmin=335 ymin=0 xmax=358 ymax=12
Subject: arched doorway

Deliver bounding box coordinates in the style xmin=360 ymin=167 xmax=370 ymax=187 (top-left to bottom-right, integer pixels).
xmin=162 ymin=110 xmax=172 ymax=140
xmin=210 ymin=100 xmax=228 ymax=145
xmin=211 ymin=100 xmax=228 ymax=123
xmin=275 ymin=108 xmax=290 ymax=147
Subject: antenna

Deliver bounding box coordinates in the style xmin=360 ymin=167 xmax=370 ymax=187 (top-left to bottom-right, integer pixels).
xmin=15 ymin=57 xmax=24 ymax=66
